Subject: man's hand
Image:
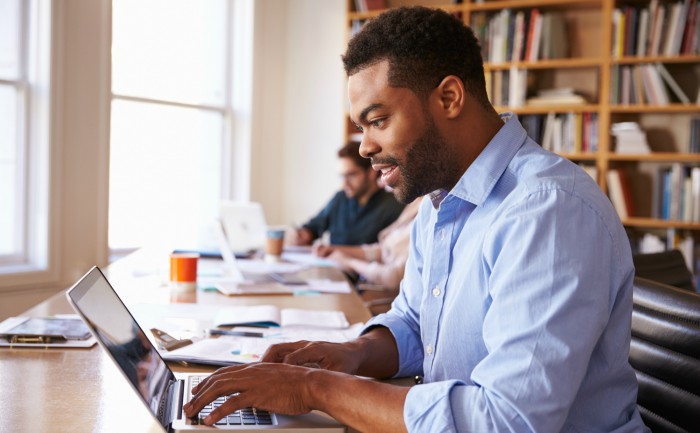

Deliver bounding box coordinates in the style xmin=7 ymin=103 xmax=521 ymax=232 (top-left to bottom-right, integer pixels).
xmin=289 ymin=227 xmax=314 ymax=246
xmin=183 ymin=363 xmax=315 ymax=425
xmin=261 ymin=340 xmax=363 ymax=374
xmin=184 ymin=328 xmax=406 ymax=432
xmin=312 ymin=243 xmax=335 ymax=257
xmin=263 ymin=327 xmax=399 ymax=379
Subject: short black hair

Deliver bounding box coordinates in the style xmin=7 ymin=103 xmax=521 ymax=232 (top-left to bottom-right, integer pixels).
xmin=338 ymin=141 xmax=371 ymax=169
xmin=342 ymin=6 xmax=489 ymax=108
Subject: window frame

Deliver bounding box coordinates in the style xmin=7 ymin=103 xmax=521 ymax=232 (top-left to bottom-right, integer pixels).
xmin=108 ymin=0 xmax=254 ymax=254
xmin=0 ymin=0 xmax=56 ymax=286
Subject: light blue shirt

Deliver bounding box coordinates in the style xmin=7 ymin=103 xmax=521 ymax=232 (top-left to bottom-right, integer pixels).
xmin=364 ymin=114 xmax=649 ymax=432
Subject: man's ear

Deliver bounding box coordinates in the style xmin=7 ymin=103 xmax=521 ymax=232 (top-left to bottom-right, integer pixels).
xmin=434 ymin=75 xmax=466 ymax=119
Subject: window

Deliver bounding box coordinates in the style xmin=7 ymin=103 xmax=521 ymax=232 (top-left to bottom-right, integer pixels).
xmin=0 ymin=0 xmax=51 ymax=273
xmin=109 ymin=0 xmax=252 ymax=251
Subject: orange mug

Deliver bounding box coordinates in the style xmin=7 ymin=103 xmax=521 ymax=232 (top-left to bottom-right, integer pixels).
xmin=169 ymin=253 xmax=199 ymax=294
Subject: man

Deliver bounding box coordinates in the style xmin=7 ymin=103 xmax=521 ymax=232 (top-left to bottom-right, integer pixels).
xmin=289 ymin=141 xmax=405 ymax=246
xmin=185 ymin=7 xmax=648 ymax=432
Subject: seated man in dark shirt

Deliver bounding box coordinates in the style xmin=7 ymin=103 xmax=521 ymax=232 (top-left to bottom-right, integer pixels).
xmin=290 ymin=141 xmax=404 ymax=246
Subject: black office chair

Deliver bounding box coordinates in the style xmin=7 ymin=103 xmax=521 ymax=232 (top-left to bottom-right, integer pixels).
xmin=630 ymin=277 xmax=700 ymax=433
xmin=632 ymin=249 xmax=695 ymax=292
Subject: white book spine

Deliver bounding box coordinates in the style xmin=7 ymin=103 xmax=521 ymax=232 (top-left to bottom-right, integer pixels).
xmin=683 ymin=176 xmax=693 ymax=221
xmin=607 ymin=169 xmax=629 ymax=219
xmin=692 ymin=166 xmax=700 ymax=221
xmin=529 ymin=13 xmax=543 ymax=61
xmin=651 ymin=5 xmax=665 ymax=56
xmin=663 ymin=2 xmax=681 ymax=56
xmin=637 ymin=9 xmax=650 ymax=56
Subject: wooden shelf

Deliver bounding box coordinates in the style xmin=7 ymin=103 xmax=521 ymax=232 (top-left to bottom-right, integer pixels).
xmin=485 ymin=58 xmax=603 ymax=70
xmin=608 ymin=153 xmax=700 ymax=163
xmin=611 ymin=54 xmax=700 ymax=65
xmin=348 ymin=3 xmax=461 ymax=20
xmin=558 ymin=152 xmax=598 ymax=161
xmin=623 ymin=217 xmax=700 ymax=230
xmin=494 ymin=104 xmax=600 ymax=114
xmin=609 ymin=104 xmax=700 ymax=113
xmin=469 ymin=0 xmax=602 ymax=12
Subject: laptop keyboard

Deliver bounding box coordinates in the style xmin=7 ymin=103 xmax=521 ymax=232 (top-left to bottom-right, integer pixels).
xmin=189 ymin=376 xmax=274 ymax=426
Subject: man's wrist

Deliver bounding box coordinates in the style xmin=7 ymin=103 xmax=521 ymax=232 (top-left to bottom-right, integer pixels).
xmin=302 ymin=368 xmax=334 ymax=411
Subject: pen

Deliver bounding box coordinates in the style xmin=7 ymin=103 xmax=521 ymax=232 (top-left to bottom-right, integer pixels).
xmin=207 ymin=329 xmax=265 ymax=338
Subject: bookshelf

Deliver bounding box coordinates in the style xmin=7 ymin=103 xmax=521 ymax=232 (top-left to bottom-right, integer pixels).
xmin=346 ymin=0 xmax=700 ymax=261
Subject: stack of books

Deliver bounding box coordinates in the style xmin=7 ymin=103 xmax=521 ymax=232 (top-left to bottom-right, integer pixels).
xmin=526 ymin=88 xmax=587 ymax=106
xmin=611 ymin=122 xmax=651 ymax=153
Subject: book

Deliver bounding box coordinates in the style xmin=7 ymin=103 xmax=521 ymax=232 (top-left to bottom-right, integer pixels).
xmin=611 ymin=122 xmax=650 ymax=153
xmin=636 ymin=8 xmax=650 ymax=56
xmin=607 ymin=169 xmax=634 ymax=219
xmin=364 ymin=0 xmax=386 ymax=11
xmin=649 ymin=3 xmax=666 ymax=56
xmin=646 ymin=0 xmax=660 ymax=55
xmin=691 ymin=166 xmax=700 ymax=221
xmin=512 ymin=11 xmax=525 ymax=62
xmin=525 ymin=8 xmax=541 ymax=61
xmin=214 ymin=305 xmax=350 ymax=329
xmin=526 ymin=88 xmax=586 ymax=106
xmin=655 ymin=63 xmax=691 ymax=103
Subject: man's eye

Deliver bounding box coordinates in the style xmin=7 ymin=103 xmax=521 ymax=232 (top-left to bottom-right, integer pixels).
xmin=355 ymin=124 xmax=364 ymax=132
xmin=370 ymin=119 xmax=384 ymax=128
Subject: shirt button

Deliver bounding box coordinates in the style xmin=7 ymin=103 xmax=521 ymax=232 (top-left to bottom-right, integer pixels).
xmin=440 ymin=230 xmax=445 ymax=241
xmin=426 ymin=344 xmax=433 ymax=355
xmin=432 ymin=287 xmax=441 ymax=297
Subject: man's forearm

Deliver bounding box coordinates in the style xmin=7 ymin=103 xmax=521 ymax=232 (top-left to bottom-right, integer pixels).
xmin=348 ymin=326 xmax=400 ymax=378
xmin=305 ymin=368 xmax=409 ymax=433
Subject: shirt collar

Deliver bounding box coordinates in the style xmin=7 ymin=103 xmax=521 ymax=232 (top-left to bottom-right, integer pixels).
xmin=430 ymin=112 xmax=527 ymax=209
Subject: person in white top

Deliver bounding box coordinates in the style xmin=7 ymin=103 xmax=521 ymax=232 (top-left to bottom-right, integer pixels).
xmin=313 ymin=196 xmax=422 ymax=291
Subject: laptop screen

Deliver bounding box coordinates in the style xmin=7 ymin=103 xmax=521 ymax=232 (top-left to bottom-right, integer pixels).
xmin=67 ymin=267 xmax=175 ymax=420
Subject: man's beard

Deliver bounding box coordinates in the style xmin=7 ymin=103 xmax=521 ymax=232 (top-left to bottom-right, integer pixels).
xmin=383 ymin=117 xmax=462 ymax=203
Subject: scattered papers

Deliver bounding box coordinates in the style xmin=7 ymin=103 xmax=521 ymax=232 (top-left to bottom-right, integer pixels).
xmin=162 ymin=323 xmax=364 ymax=366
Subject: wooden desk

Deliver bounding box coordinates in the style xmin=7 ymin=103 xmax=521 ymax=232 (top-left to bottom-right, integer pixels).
xmin=0 ymin=249 xmax=371 ymax=433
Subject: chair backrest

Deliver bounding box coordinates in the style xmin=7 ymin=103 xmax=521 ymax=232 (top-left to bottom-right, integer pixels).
xmin=632 ymin=249 xmax=695 ymax=292
xmin=630 ymin=277 xmax=700 ymax=433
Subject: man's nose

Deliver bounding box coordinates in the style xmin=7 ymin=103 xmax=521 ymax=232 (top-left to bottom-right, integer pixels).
xmin=359 ymin=134 xmax=379 ymax=159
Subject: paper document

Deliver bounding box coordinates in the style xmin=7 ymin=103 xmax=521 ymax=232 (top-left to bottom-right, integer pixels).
xmin=214 ymin=305 xmax=350 ymax=329
xmin=163 ymin=323 xmax=364 ymax=366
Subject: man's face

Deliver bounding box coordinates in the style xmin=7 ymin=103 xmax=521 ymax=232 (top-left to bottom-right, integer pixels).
xmin=348 ymin=60 xmax=461 ymax=203
xmin=338 ymin=157 xmax=373 ymax=199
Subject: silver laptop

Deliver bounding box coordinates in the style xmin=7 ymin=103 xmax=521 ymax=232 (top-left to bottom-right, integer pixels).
xmin=220 ymin=201 xmax=268 ymax=255
xmin=66 ymin=266 xmax=344 ymax=432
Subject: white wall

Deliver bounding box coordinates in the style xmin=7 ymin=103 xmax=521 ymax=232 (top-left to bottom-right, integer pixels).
xmin=250 ymin=0 xmax=347 ymax=226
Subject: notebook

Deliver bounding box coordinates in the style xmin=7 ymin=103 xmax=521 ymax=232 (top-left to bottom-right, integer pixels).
xmin=220 ymin=201 xmax=268 ymax=255
xmin=66 ymin=266 xmax=345 ymax=432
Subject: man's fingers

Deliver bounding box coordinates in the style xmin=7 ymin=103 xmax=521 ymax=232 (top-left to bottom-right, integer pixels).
xmin=261 ymin=341 xmax=311 ymax=363
xmin=200 ymin=394 xmax=247 ymax=426
xmin=185 ymin=376 xmax=241 ymax=417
